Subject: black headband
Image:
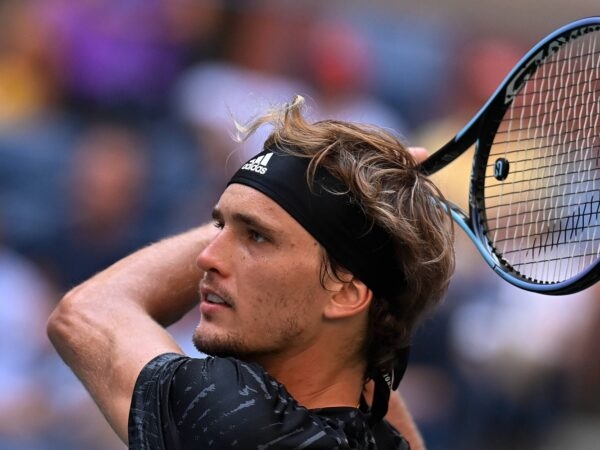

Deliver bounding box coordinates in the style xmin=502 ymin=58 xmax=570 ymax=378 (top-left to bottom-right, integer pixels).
xmin=227 ymin=146 xmax=399 ymax=297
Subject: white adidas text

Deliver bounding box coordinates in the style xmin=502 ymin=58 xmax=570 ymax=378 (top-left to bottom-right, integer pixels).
xmin=241 ymin=152 xmax=273 ymax=175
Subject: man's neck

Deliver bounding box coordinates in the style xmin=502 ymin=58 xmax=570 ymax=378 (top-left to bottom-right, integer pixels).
xmin=254 ymin=346 xmax=366 ymax=410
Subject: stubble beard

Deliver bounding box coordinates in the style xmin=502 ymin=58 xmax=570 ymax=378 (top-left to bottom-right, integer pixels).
xmin=192 ymin=325 xmax=247 ymax=359
xmin=191 ymin=315 xmax=305 ymax=361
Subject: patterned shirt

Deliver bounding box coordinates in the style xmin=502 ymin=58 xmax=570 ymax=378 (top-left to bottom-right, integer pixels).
xmin=128 ymin=353 xmax=409 ymax=449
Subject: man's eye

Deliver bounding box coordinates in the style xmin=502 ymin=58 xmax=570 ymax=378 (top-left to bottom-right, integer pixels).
xmin=213 ymin=220 xmax=224 ymax=230
xmin=249 ymin=230 xmax=267 ymax=243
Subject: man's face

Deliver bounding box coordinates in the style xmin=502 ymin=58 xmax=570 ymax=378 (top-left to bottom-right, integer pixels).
xmin=193 ymin=183 xmax=332 ymax=362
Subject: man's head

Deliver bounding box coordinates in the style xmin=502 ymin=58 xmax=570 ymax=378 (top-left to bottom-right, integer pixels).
xmin=194 ymin=96 xmax=455 ymax=384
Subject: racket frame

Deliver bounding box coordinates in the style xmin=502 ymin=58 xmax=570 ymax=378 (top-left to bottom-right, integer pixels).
xmin=420 ymin=16 xmax=600 ymax=295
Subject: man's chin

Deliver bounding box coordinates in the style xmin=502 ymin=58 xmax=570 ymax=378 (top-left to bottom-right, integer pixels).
xmin=193 ymin=332 xmax=244 ymax=359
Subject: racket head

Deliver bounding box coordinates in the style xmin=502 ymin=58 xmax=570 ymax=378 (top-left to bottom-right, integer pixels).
xmin=468 ymin=16 xmax=600 ymax=294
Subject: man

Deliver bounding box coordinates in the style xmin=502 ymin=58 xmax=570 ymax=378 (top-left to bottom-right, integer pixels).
xmin=48 ymin=96 xmax=455 ymax=449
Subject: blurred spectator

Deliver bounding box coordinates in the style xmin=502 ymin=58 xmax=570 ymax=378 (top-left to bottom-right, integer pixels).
xmin=568 ymin=283 xmax=600 ymax=412
xmin=301 ymin=18 xmax=409 ymax=134
xmin=537 ymin=283 xmax=600 ymax=450
xmin=352 ymin=9 xmax=454 ymax=130
xmin=161 ymin=0 xmax=227 ymax=65
xmin=403 ymin=238 xmax=597 ymax=450
xmin=40 ymin=0 xmax=219 ymax=118
xmin=0 ymin=0 xmax=77 ymax=255
xmin=0 ymin=0 xmax=62 ymax=125
xmin=2 ymin=243 xmax=123 ymax=450
xmin=0 ymin=234 xmax=55 ymax=449
xmin=0 ymin=220 xmax=126 ymax=450
xmin=155 ymin=125 xmax=233 ymax=236
xmin=0 ymin=113 xmax=79 ymax=255
xmin=34 ymin=122 xmax=153 ymax=289
xmin=172 ymin=5 xmax=312 ymax=164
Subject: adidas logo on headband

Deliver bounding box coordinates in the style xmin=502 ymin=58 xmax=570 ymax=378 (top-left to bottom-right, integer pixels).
xmin=240 ymin=152 xmax=273 ymax=175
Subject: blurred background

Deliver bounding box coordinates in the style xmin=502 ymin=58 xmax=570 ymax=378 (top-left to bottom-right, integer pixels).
xmin=1 ymin=1 xmax=598 ymax=449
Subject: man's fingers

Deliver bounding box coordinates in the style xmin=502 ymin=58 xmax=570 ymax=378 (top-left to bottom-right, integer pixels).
xmin=408 ymin=147 xmax=429 ymax=164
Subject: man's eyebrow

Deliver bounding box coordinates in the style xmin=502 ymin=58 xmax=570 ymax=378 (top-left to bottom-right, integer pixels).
xmin=232 ymin=212 xmax=276 ymax=234
xmin=212 ymin=206 xmax=277 ymax=233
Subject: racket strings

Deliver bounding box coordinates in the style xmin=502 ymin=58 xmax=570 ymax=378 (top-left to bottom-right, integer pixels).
xmin=483 ymin=28 xmax=600 ymax=284
xmin=486 ymin=195 xmax=600 ymax=223
xmin=489 ymin=216 xmax=600 ymax=240
xmin=493 ymin=111 xmax=596 ymax=136
xmin=485 ymin=169 xmax=596 ymax=194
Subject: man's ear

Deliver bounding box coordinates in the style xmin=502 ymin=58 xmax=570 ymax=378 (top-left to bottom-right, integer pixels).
xmin=324 ymin=278 xmax=373 ymax=319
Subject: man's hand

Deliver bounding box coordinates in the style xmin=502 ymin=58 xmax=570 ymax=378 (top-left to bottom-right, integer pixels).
xmin=409 ymin=147 xmax=429 ymax=164
xmin=363 ymin=381 xmax=426 ymax=450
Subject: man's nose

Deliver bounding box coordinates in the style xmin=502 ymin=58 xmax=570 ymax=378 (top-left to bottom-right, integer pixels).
xmin=196 ymin=228 xmax=231 ymax=276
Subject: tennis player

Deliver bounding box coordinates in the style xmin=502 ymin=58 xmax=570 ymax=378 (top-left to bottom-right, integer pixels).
xmin=48 ymin=96 xmax=454 ymax=449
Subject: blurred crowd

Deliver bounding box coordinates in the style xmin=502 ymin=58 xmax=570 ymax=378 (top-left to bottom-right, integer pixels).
xmin=0 ymin=1 xmax=598 ymax=449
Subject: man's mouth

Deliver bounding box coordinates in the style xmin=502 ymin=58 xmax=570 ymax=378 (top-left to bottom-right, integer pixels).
xmin=200 ymin=285 xmax=233 ymax=308
xmin=205 ymin=293 xmax=229 ymax=306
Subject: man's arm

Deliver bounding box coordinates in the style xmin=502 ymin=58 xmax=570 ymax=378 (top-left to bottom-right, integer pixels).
xmin=46 ymin=224 xmax=217 ymax=443
xmin=363 ymin=381 xmax=426 ymax=450
xmin=386 ymin=391 xmax=426 ymax=450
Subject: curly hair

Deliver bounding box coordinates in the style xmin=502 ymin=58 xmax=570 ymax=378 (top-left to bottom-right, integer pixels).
xmin=237 ymin=95 xmax=455 ymax=379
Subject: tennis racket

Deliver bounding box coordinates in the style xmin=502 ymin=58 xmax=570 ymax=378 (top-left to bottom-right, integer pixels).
xmin=419 ymin=17 xmax=600 ymax=295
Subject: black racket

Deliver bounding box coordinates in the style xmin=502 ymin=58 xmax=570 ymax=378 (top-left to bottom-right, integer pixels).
xmin=419 ymin=17 xmax=600 ymax=295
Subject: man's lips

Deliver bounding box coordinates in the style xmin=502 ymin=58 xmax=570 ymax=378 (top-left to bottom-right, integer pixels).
xmin=199 ymin=285 xmax=233 ymax=308
xmin=204 ymin=292 xmax=230 ymax=306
